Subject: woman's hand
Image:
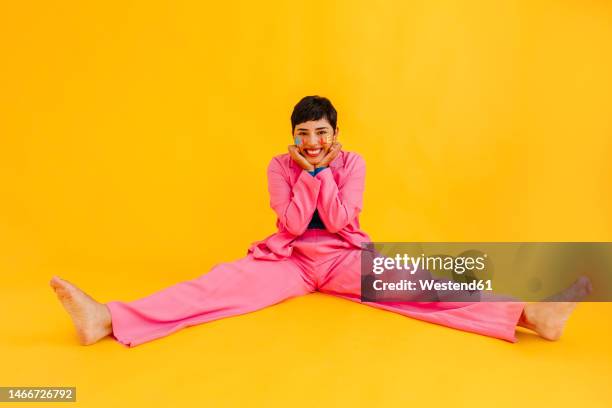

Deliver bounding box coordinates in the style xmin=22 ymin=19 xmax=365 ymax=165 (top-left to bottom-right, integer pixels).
xmin=288 ymin=145 xmax=315 ymax=171
xmin=315 ymin=142 xmax=342 ymax=169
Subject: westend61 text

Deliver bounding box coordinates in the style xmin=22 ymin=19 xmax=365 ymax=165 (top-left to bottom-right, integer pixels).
xmin=372 ymin=279 xmax=493 ymax=291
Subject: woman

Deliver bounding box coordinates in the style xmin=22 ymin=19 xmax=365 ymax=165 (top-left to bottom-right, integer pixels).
xmin=50 ymin=95 xmax=591 ymax=347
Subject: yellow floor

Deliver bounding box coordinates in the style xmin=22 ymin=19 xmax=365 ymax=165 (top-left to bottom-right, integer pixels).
xmin=1 ymin=276 xmax=611 ymax=408
xmin=2 ymin=0 xmax=611 ymax=406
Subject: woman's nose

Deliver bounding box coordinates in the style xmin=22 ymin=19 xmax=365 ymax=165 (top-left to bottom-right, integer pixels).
xmin=302 ymin=134 xmax=320 ymax=146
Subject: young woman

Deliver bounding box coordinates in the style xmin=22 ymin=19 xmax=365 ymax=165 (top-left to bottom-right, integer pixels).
xmin=50 ymin=95 xmax=591 ymax=347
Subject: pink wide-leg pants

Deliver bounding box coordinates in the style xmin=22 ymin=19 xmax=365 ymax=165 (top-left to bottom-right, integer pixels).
xmin=106 ymin=230 xmax=525 ymax=347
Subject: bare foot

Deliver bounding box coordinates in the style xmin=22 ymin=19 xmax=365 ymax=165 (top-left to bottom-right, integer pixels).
xmin=518 ymin=276 xmax=592 ymax=341
xmin=545 ymin=275 xmax=593 ymax=302
xmin=49 ymin=276 xmax=113 ymax=345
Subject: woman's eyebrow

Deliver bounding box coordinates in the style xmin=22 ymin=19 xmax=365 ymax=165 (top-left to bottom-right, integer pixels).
xmin=296 ymin=127 xmax=330 ymax=131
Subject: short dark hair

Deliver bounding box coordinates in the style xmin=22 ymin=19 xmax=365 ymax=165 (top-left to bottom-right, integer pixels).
xmin=291 ymin=95 xmax=337 ymax=133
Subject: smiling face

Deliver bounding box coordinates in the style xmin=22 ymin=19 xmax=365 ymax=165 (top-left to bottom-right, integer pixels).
xmin=293 ymin=118 xmax=338 ymax=165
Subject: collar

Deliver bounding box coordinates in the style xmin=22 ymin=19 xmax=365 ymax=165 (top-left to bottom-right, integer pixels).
xmin=289 ymin=150 xmax=345 ymax=170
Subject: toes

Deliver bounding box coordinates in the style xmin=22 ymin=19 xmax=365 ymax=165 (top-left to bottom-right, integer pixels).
xmin=50 ymin=276 xmax=67 ymax=290
xmin=577 ymin=276 xmax=592 ymax=290
xmin=55 ymin=289 xmax=72 ymax=302
xmin=580 ymin=276 xmax=593 ymax=294
xmin=51 ymin=280 xmax=74 ymax=302
xmin=577 ymin=276 xmax=589 ymax=284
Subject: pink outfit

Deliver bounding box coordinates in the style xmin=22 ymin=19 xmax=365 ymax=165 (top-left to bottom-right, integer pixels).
xmin=106 ymin=150 xmax=525 ymax=347
xmin=247 ymin=150 xmax=370 ymax=260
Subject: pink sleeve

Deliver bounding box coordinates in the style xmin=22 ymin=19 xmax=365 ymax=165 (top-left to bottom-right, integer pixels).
xmin=314 ymin=154 xmax=365 ymax=233
xmin=267 ymin=157 xmax=321 ymax=236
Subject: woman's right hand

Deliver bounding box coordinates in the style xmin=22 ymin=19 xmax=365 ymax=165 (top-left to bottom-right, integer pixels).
xmin=288 ymin=145 xmax=315 ymax=171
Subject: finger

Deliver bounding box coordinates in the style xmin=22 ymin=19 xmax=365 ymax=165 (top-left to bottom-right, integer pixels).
xmin=288 ymin=146 xmax=303 ymax=162
xmin=288 ymin=145 xmax=302 ymax=157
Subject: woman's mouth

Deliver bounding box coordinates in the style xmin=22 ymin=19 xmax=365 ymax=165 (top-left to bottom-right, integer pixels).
xmin=304 ymin=148 xmax=322 ymax=158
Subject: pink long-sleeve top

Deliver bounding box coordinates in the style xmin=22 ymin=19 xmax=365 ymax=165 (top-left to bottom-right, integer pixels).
xmin=247 ymin=150 xmax=372 ymax=260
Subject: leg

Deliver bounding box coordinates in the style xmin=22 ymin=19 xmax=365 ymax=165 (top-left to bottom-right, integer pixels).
xmin=319 ymin=248 xmax=592 ymax=341
xmin=318 ymin=248 xmax=526 ymax=342
xmin=51 ymin=254 xmax=314 ymax=347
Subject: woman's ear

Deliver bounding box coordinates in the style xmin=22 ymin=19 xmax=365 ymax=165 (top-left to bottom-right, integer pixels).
xmin=334 ymin=127 xmax=340 ymax=142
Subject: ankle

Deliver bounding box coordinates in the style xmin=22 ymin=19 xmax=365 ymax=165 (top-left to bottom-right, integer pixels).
xmin=517 ymin=305 xmax=535 ymax=330
xmin=99 ymin=304 xmax=113 ymax=330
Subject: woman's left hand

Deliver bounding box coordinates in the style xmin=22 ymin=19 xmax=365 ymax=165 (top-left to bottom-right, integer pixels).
xmin=315 ymin=142 xmax=342 ymax=169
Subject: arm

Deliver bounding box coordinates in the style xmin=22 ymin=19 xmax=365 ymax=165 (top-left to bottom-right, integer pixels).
xmin=267 ymin=157 xmax=321 ymax=236
xmin=314 ymin=154 xmax=366 ymax=233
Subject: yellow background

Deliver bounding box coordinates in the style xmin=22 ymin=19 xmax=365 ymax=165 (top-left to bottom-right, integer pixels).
xmin=1 ymin=0 xmax=611 ymax=407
